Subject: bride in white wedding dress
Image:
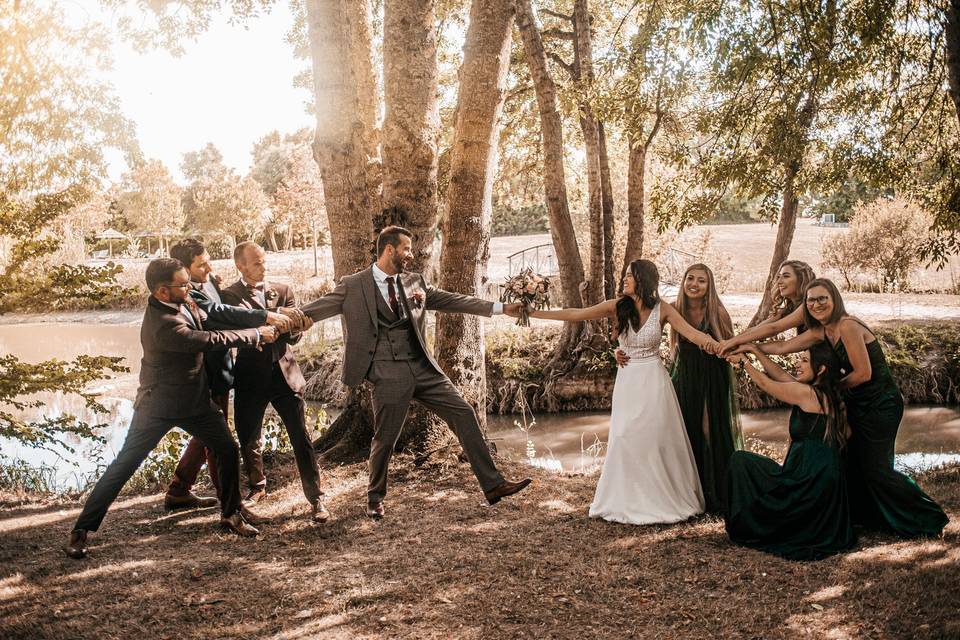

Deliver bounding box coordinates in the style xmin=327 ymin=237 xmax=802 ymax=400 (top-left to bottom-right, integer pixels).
xmin=530 ymin=259 xmax=717 ymax=524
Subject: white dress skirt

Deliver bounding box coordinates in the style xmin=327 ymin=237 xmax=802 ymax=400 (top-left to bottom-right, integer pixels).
xmin=588 ymin=302 xmax=705 ymax=525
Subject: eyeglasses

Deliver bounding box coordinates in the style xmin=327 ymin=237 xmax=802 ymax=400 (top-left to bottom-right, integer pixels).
xmin=164 ymin=282 xmax=192 ymax=290
xmin=806 ymin=295 xmax=830 ymax=306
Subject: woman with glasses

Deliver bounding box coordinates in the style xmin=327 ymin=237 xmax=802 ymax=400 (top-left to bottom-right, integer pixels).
xmin=717 ymin=260 xmax=816 ymax=355
xmin=739 ymin=278 xmax=948 ymax=538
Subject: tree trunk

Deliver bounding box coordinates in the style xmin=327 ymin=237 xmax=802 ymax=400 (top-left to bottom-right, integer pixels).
xmin=513 ymin=0 xmax=586 ymax=311
xmin=947 ymin=0 xmax=960 ymax=128
xmin=748 ymin=163 xmax=800 ymax=326
xmin=623 ymin=136 xmax=647 ymax=275
xmin=435 ymin=0 xmax=514 ymax=437
xmin=305 ymin=0 xmax=381 ymax=461
xmin=264 ymin=224 xmax=279 ymax=252
xmin=572 ymin=0 xmax=604 ymax=307
xmin=382 ymin=0 xmax=441 ymax=273
xmin=598 ymin=121 xmax=616 ymax=298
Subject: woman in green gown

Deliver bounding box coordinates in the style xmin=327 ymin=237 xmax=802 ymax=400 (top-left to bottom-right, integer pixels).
xmin=755 ymin=278 xmax=948 ymax=538
xmin=724 ymin=342 xmax=855 ymax=560
xmin=659 ymin=263 xmax=743 ymax=514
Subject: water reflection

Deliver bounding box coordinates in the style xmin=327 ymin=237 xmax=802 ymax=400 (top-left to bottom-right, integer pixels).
xmin=2 ymin=322 xmax=959 ymax=488
xmin=487 ymin=405 xmax=960 ymax=475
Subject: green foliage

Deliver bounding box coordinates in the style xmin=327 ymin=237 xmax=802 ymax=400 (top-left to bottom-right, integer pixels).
xmin=1 ymin=1 xmax=137 ymax=453
xmin=808 ymin=175 xmax=886 ymax=223
xmin=484 ymin=326 xmax=561 ymax=382
xmin=491 ymin=204 xmax=550 ymax=236
xmin=0 ymin=354 xmax=128 ymax=453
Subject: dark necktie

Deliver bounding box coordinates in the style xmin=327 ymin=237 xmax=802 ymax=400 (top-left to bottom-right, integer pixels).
xmin=385 ymin=276 xmax=401 ymax=317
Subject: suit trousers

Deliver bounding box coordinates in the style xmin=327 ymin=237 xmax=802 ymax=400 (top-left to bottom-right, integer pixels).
xmin=233 ymin=367 xmax=323 ymax=504
xmin=367 ymin=356 xmax=504 ymax=503
xmin=166 ymin=393 xmax=229 ymax=497
xmin=74 ymin=405 xmax=242 ymax=532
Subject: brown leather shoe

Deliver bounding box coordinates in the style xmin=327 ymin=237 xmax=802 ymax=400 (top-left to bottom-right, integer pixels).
xmin=365 ymin=501 xmax=385 ymax=520
xmin=164 ymin=491 xmax=218 ymax=511
xmin=240 ymin=505 xmax=271 ymax=526
xmin=220 ymin=512 xmax=259 ymax=537
xmin=484 ymin=478 xmax=532 ymax=505
xmin=63 ymin=529 xmax=88 ymax=559
xmin=242 ymin=487 xmax=266 ymax=507
xmin=311 ymin=501 xmax=330 ymax=523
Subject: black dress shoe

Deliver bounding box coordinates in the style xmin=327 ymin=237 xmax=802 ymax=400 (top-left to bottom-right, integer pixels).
xmin=240 ymin=505 xmax=271 ymax=526
xmin=220 ymin=512 xmax=259 ymax=537
xmin=311 ymin=501 xmax=330 ymax=523
xmin=64 ymin=529 xmax=88 ymax=559
xmin=242 ymin=488 xmax=266 ymax=507
xmin=484 ymin=478 xmax=532 ymax=505
xmin=164 ymin=491 xmax=218 ymax=511
xmin=366 ymin=501 xmax=385 ymax=519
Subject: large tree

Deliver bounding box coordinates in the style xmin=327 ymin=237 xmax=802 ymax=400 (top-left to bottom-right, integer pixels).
xmin=435 ymin=0 xmax=516 ymax=434
xmin=304 ymin=0 xmax=382 ymax=460
xmin=118 ymin=160 xmax=185 ymax=254
xmin=382 ymin=0 xmax=441 ymax=273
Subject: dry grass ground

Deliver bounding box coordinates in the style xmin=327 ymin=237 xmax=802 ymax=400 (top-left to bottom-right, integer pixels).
xmin=1 ymin=457 xmax=957 ymax=640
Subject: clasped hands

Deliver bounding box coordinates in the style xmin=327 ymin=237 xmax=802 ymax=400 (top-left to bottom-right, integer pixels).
xmin=257 ymin=307 xmax=314 ymax=346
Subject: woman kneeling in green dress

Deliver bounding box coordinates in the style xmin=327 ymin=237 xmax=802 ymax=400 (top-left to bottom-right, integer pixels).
xmin=724 ymin=343 xmax=856 ymax=560
xmin=755 ymin=279 xmax=948 ymax=538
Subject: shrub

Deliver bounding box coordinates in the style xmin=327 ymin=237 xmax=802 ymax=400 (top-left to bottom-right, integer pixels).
xmin=492 ymin=204 xmax=549 ymax=236
xmin=820 ymin=198 xmax=933 ymax=292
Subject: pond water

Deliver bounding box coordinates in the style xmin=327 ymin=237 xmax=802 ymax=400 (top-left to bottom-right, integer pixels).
xmin=2 ymin=322 xmax=959 ymax=488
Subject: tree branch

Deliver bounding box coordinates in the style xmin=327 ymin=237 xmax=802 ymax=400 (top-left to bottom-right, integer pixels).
xmin=541 ymin=28 xmax=575 ymax=40
xmin=547 ymin=51 xmax=577 ymax=79
xmin=541 ymin=8 xmax=573 ymax=22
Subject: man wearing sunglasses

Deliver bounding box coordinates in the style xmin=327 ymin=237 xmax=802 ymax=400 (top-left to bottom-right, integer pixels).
xmin=64 ymin=258 xmax=278 ymax=559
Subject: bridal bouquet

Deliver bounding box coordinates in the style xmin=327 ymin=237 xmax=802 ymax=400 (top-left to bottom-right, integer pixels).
xmin=500 ymin=268 xmax=551 ymax=327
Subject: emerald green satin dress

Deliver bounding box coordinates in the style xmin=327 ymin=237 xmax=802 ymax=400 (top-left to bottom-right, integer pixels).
xmin=833 ymin=336 xmax=949 ymax=537
xmin=671 ymin=327 xmax=743 ymax=514
xmin=725 ymin=407 xmax=855 ymax=560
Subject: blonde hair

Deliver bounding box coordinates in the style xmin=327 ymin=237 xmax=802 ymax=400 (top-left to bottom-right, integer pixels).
xmin=769 ymin=260 xmax=816 ymax=320
xmin=671 ymin=263 xmax=733 ymax=356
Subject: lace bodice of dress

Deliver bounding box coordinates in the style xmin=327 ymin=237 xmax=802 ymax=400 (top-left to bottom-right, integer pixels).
xmin=617 ymin=302 xmax=662 ymax=362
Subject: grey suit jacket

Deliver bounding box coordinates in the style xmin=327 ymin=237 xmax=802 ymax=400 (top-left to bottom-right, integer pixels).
xmin=134 ymin=296 xmax=262 ymax=419
xmin=300 ymin=267 xmax=493 ymax=386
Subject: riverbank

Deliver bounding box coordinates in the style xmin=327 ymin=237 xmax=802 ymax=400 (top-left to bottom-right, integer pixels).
xmin=1 ymin=457 xmax=957 ymax=639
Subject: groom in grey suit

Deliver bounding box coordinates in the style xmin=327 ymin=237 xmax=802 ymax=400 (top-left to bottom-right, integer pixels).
xmin=300 ymin=225 xmax=531 ymax=518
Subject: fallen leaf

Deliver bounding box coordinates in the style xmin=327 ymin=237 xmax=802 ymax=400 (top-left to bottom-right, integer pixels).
xmin=811 ymin=604 xmax=824 ymax=611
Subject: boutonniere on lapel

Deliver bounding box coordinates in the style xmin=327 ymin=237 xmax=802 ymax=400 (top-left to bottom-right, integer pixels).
xmin=265 ymin=288 xmax=279 ymax=304
xmin=409 ymin=291 xmax=425 ymax=309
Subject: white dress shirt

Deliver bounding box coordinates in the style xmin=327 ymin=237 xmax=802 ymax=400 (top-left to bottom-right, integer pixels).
xmin=239 ymin=277 xmax=266 ymax=307
xmin=370 ymin=263 xmax=503 ymax=315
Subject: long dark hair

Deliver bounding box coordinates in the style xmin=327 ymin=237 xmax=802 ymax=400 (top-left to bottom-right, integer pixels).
xmin=616 ymin=259 xmax=660 ymax=335
xmin=769 ymin=260 xmax=816 ymax=320
xmin=670 ymin=263 xmax=734 ymax=357
xmin=802 ymin=278 xmax=849 ymax=329
xmin=808 ymin=341 xmax=847 ymax=449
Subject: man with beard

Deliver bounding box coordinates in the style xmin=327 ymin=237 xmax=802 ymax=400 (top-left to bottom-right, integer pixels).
xmin=64 ymin=258 xmax=274 ymax=559
xmin=299 ymin=225 xmax=532 ymax=520
xmin=163 ymin=238 xmax=297 ymax=511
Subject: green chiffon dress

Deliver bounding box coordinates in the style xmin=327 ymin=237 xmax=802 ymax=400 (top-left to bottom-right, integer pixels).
xmin=725 ymin=407 xmax=855 ymax=560
xmin=671 ymin=326 xmax=743 ymax=514
xmin=833 ymin=335 xmax=949 ymax=537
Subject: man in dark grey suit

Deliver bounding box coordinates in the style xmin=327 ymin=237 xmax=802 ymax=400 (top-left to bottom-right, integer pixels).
xmin=300 ymin=226 xmax=531 ymax=519
xmin=64 ymin=258 xmax=276 ymax=559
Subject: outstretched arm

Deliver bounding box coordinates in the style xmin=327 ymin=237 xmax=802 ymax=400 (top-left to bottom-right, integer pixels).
xmin=719 ymin=306 xmax=806 ymax=354
xmin=756 ymin=328 xmax=822 ymax=355
xmin=739 ymin=360 xmax=822 ymax=413
xmin=529 ymin=299 xmax=617 ymax=322
xmin=300 ymin=280 xmax=347 ymax=322
xmin=661 ymin=303 xmax=719 ymax=352
xmin=734 ymin=344 xmax=794 ymax=382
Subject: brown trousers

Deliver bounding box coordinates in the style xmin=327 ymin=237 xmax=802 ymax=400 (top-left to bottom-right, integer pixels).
xmin=166 ymin=393 xmax=229 ymax=497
